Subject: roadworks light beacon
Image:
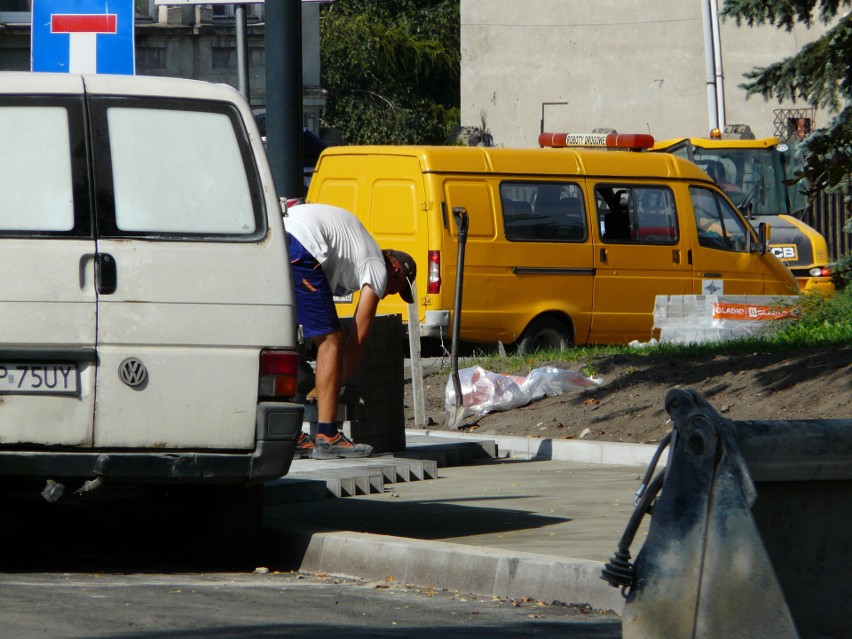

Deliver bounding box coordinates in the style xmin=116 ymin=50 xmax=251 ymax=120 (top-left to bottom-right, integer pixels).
xmin=538 ymin=132 xmax=655 ymax=151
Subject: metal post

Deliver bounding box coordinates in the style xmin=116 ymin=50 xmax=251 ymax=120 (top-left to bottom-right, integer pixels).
xmin=265 ymin=0 xmax=304 ymax=199
xmin=540 ymin=101 xmax=569 ymax=135
xmin=406 ymin=281 xmax=426 ymax=427
xmin=701 ymin=0 xmax=719 ymax=132
xmin=709 ymin=0 xmax=726 ymax=129
xmin=446 ymin=207 xmax=470 ymax=430
xmin=235 ymin=4 xmax=249 ymax=100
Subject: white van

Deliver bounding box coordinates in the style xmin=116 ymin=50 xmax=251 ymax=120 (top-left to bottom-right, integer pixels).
xmin=0 ymin=73 xmax=302 ymax=545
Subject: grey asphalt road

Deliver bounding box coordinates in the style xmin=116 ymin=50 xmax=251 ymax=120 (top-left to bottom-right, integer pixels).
xmin=0 ymin=496 xmax=622 ymax=638
xmin=0 ymin=569 xmax=620 ymax=638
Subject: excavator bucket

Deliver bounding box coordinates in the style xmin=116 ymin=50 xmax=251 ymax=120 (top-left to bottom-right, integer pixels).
xmin=603 ymin=388 xmax=852 ymax=639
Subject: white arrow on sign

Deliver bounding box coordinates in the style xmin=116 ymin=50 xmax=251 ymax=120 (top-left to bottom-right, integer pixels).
xmin=51 ymin=13 xmax=118 ymax=74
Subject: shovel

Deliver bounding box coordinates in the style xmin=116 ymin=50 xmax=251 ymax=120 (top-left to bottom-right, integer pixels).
xmin=446 ymin=207 xmax=470 ymax=430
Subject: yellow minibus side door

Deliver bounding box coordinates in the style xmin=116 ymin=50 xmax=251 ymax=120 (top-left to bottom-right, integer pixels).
xmin=589 ymin=183 xmax=690 ymax=344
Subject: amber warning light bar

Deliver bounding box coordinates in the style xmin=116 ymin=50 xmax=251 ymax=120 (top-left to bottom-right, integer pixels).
xmin=539 ymin=132 xmax=655 ymax=150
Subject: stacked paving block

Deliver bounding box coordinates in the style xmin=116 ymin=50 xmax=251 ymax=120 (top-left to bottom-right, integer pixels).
xmin=340 ymin=314 xmax=406 ymax=453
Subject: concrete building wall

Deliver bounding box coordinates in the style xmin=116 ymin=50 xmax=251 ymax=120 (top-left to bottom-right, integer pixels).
xmin=461 ymin=0 xmax=836 ymax=147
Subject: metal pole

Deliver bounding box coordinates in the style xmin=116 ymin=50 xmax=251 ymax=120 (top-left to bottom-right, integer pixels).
xmin=540 ymin=101 xmax=569 ymax=135
xmin=446 ymin=207 xmax=470 ymax=430
xmin=709 ymin=0 xmax=726 ymax=129
xmin=235 ymin=4 xmax=249 ymax=100
xmin=265 ymin=0 xmax=304 ymax=199
xmin=406 ymin=281 xmax=426 ymax=427
xmin=701 ymin=0 xmax=719 ymax=132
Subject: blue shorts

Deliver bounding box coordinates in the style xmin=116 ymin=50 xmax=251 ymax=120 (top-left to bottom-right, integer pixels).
xmin=289 ymin=235 xmax=341 ymax=338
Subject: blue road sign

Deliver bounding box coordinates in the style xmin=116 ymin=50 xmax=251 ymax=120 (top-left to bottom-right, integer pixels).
xmin=32 ymin=0 xmax=135 ymax=74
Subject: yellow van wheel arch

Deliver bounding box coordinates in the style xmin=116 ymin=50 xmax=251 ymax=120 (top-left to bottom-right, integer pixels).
xmin=514 ymin=316 xmax=574 ymax=355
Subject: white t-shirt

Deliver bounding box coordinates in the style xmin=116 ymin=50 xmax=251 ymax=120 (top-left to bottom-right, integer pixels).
xmin=285 ymin=203 xmax=388 ymax=298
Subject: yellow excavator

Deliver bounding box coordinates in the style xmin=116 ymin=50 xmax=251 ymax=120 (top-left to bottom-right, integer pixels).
xmin=652 ymin=125 xmax=834 ymax=295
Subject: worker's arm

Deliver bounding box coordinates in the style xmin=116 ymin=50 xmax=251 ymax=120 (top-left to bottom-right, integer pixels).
xmin=341 ymin=284 xmax=380 ymax=386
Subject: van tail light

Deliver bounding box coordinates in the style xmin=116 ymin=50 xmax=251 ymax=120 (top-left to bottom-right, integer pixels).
xmin=427 ymin=250 xmax=441 ymax=294
xmin=259 ymin=349 xmax=299 ymax=399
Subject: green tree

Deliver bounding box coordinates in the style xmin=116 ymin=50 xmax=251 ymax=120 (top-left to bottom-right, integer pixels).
xmin=319 ymin=0 xmax=460 ymax=145
xmin=721 ymin=1 xmax=851 ymax=195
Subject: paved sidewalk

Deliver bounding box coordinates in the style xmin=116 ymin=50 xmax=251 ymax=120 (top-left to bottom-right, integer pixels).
xmin=264 ymin=433 xmax=658 ymax=614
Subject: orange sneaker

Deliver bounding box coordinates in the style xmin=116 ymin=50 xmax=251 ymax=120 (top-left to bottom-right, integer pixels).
xmin=312 ymin=433 xmax=373 ymax=459
xmin=296 ymin=432 xmax=315 ymax=458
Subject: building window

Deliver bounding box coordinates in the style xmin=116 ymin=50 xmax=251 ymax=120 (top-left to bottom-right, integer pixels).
xmin=213 ymin=5 xmax=263 ymax=20
xmin=135 ymin=0 xmax=156 ymax=20
xmin=2 ymin=2 xmax=155 ymax=23
xmin=0 ymin=0 xmax=30 ymax=23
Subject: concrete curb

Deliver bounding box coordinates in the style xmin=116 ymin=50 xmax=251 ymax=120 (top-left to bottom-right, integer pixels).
xmin=406 ymin=429 xmax=668 ymax=467
xmin=269 ymin=432 xmax=660 ymax=614
xmin=289 ymin=528 xmax=626 ymax=613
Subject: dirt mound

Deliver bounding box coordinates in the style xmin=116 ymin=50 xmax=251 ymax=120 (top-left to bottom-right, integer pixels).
xmin=405 ymin=347 xmax=852 ymax=444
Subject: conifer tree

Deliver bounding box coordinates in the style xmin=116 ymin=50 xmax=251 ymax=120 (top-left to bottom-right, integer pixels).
xmin=721 ymin=1 xmax=851 ymax=194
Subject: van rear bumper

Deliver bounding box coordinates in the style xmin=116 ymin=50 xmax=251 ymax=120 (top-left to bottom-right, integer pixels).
xmin=420 ymin=310 xmax=450 ymax=338
xmin=0 ymin=402 xmax=303 ymax=487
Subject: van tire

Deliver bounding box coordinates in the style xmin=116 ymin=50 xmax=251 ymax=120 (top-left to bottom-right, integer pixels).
xmin=515 ymin=318 xmax=572 ymax=355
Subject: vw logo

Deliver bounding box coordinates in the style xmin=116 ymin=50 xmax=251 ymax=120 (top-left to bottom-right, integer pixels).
xmin=118 ymin=358 xmax=148 ymax=388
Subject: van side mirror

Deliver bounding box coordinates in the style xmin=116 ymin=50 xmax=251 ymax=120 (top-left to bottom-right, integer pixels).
xmin=757 ymin=221 xmax=771 ymax=255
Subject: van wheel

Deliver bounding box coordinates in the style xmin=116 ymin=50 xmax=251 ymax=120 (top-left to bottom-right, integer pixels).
xmin=515 ymin=318 xmax=572 ymax=355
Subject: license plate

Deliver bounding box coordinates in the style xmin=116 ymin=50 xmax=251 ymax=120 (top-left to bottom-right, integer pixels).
xmin=333 ymin=293 xmax=353 ymax=304
xmin=0 ymin=363 xmax=79 ymax=396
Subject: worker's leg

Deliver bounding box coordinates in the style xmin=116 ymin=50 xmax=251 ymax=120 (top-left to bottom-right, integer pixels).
xmin=312 ymin=329 xmax=345 ymax=426
xmin=310 ymin=329 xmax=372 ymax=458
xmin=289 ymin=233 xmax=341 ymax=438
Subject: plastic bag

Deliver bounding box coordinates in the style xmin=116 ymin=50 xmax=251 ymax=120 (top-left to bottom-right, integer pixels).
xmin=445 ymin=365 xmax=602 ymax=420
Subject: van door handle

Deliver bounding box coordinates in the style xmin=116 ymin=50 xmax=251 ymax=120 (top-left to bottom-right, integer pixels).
xmin=599 ymin=248 xmax=607 ymax=263
xmin=96 ymin=253 xmax=117 ymax=295
xmin=672 ymin=249 xmax=680 ymax=265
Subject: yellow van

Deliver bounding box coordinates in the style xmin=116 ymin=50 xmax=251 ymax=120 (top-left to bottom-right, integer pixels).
xmin=305 ymin=138 xmax=798 ymax=350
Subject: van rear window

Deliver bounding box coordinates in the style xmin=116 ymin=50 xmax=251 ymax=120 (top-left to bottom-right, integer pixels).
xmin=88 ymin=97 xmax=266 ymax=242
xmin=500 ymin=182 xmax=586 ymax=242
xmin=0 ymin=106 xmax=74 ymax=232
xmin=107 ymin=107 xmax=257 ymax=235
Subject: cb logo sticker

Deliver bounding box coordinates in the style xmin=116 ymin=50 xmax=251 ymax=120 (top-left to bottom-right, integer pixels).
xmin=770 ymin=245 xmax=798 ymax=261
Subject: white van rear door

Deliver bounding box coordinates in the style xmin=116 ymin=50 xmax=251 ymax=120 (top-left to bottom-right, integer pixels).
xmin=0 ymin=89 xmax=98 ymax=447
xmin=87 ymin=95 xmax=291 ymax=450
